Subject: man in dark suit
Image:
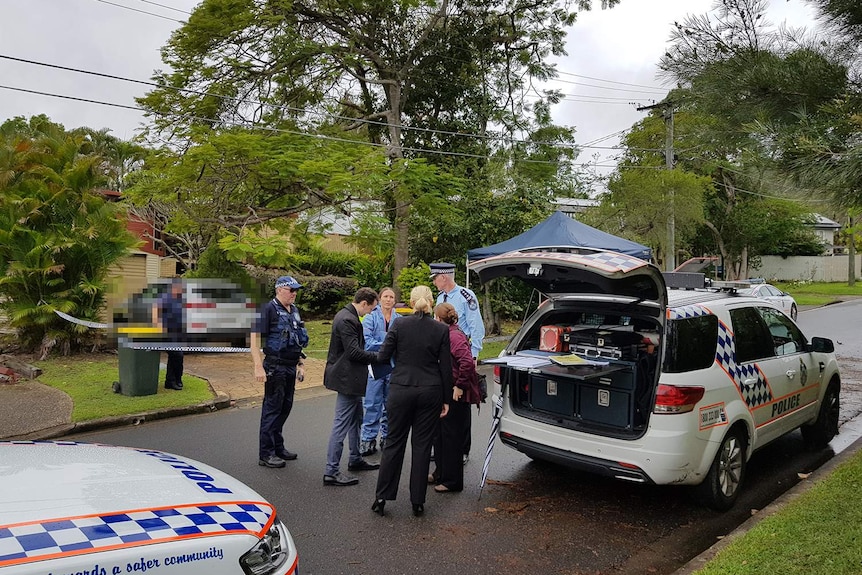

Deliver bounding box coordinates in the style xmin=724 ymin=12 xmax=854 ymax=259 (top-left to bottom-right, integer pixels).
xmin=323 ymin=287 xmax=381 ymax=486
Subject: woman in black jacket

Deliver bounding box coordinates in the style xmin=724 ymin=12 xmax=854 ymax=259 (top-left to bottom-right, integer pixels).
xmin=372 ymin=285 xmax=452 ymax=517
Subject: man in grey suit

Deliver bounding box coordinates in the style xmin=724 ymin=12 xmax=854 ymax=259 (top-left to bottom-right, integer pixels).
xmin=323 ymin=287 xmax=380 ymax=486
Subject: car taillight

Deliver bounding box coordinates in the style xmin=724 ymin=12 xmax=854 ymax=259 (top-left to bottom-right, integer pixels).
xmin=246 ymin=302 xmax=258 ymax=309
xmin=493 ymin=365 xmax=500 ymax=385
xmin=654 ymin=384 xmax=705 ymax=414
xmin=185 ymin=302 xmax=217 ymax=308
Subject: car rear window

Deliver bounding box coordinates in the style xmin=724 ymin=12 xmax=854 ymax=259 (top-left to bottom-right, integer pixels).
xmin=191 ymin=287 xmax=247 ymax=302
xmin=663 ymin=315 xmax=718 ymax=373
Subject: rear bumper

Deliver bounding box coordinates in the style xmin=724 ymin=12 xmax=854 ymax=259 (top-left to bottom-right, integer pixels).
xmin=500 ymin=433 xmax=654 ymax=483
xmin=499 ymin=409 xmax=712 ymax=485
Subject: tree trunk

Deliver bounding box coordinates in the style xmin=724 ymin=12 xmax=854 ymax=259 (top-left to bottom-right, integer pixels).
xmin=848 ymin=212 xmax=856 ymax=287
xmin=385 ymin=81 xmax=409 ymax=292
xmin=483 ymin=282 xmax=498 ymax=336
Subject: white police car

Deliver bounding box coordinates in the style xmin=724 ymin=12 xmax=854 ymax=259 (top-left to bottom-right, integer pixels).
xmin=472 ymin=249 xmax=841 ymax=510
xmin=0 ymin=441 xmax=298 ymax=575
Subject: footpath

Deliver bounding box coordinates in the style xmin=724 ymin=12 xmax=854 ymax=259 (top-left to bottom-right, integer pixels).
xmin=0 ymin=353 xmax=329 ymax=440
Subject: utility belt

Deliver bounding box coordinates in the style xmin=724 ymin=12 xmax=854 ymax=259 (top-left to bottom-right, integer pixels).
xmin=264 ymin=349 xmax=305 ymax=365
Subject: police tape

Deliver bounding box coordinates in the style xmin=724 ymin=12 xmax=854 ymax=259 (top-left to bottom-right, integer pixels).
xmin=52 ymin=309 xmax=110 ymax=329
xmin=124 ymin=344 xmax=252 ymax=353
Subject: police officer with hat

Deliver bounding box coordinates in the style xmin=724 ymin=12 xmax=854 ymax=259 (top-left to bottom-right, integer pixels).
xmin=251 ymin=275 xmax=309 ymax=468
xmin=430 ymin=262 xmax=485 ymax=463
xmin=430 ymin=263 xmax=484 ymax=359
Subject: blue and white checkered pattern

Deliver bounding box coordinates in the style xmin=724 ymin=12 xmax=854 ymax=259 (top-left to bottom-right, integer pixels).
xmin=0 ymin=502 xmax=273 ymax=568
xmin=667 ymin=304 xmax=710 ymax=320
xmin=579 ymin=252 xmax=647 ymax=272
xmin=668 ymin=304 xmax=773 ymax=409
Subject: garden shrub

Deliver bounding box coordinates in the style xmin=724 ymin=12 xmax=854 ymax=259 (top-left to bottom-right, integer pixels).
xmin=396 ymin=263 xmax=432 ymax=300
xmin=245 ymin=266 xmax=356 ymax=318
xmin=188 ymin=245 xmax=261 ymax=301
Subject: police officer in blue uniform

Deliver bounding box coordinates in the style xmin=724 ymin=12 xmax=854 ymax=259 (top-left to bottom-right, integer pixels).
xmin=152 ymin=279 xmax=186 ymax=390
xmin=431 ymin=262 xmax=485 ymax=463
xmin=251 ymin=276 xmax=309 ymax=468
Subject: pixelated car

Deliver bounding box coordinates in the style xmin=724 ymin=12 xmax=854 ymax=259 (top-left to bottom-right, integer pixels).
xmin=472 ymin=249 xmax=840 ymax=510
xmin=112 ymin=279 xmax=258 ymax=346
xmin=0 ymin=441 xmax=298 ymax=574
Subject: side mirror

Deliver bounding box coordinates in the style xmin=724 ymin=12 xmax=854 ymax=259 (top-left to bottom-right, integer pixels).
xmin=810 ymin=337 xmax=835 ymax=353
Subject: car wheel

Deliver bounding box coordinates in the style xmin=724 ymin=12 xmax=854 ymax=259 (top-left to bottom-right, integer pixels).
xmin=696 ymin=426 xmax=747 ymax=511
xmin=801 ymin=381 xmax=840 ymax=449
xmin=790 ymin=303 xmax=798 ymax=321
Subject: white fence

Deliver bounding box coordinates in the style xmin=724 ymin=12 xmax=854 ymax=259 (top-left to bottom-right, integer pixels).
xmin=753 ymin=255 xmax=862 ymax=283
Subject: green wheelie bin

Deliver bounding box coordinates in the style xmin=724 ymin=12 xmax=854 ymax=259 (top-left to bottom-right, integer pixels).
xmin=116 ymin=338 xmax=160 ymax=396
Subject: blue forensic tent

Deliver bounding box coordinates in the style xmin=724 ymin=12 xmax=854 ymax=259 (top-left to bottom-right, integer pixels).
xmin=467 ymin=210 xmax=652 ymax=261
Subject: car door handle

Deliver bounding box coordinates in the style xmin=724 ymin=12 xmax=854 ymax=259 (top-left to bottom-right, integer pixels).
xmin=742 ymin=378 xmax=757 ymax=388
xmin=786 ymin=369 xmax=797 ymax=379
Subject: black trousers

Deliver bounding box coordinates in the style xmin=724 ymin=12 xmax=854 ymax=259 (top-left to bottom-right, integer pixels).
xmin=435 ymin=400 xmax=471 ymax=491
xmin=463 ymin=409 xmax=472 ymax=455
xmin=376 ymin=384 xmax=442 ymax=505
xmin=165 ymin=351 xmax=184 ymax=385
xmin=259 ymin=360 xmax=297 ymax=459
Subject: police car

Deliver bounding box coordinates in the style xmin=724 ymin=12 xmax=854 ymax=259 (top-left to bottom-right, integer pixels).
xmin=472 ymin=249 xmax=841 ymax=510
xmin=0 ymin=441 xmax=298 ymax=575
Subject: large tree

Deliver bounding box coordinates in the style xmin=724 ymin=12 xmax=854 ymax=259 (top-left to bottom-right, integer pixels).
xmin=138 ymin=0 xmax=618 ymax=281
xmin=649 ymin=0 xmax=847 ymax=277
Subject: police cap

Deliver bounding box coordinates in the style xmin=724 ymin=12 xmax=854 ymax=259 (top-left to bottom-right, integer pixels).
xmin=429 ymin=263 xmax=456 ymax=278
xmin=275 ymin=275 xmax=303 ymax=290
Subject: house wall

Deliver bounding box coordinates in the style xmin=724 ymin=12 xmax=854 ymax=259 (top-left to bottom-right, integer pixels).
xmin=755 ymin=255 xmax=862 ymax=282
xmin=321 ymin=234 xmax=358 ymax=254
xmin=102 ymin=253 xmax=177 ymax=321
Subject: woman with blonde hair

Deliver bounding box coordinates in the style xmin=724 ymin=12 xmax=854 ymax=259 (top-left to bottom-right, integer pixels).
xmin=372 ymin=285 xmax=452 ymax=517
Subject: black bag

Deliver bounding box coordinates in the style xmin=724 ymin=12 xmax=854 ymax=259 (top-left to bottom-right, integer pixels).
xmin=477 ymin=373 xmax=488 ymax=403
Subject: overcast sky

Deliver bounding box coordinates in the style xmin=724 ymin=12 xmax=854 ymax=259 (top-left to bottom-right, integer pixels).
xmin=0 ymin=0 xmax=818 ymax=179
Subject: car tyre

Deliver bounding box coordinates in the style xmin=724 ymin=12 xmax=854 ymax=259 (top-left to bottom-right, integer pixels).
xmin=696 ymin=426 xmax=747 ymax=511
xmin=790 ymin=303 xmax=798 ymax=321
xmin=801 ymin=381 xmax=839 ymax=449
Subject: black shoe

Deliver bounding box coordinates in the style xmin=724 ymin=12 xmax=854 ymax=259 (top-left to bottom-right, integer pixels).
xmin=412 ymin=503 xmax=424 ymax=517
xmin=462 ymin=453 xmax=469 ymax=465
xmin=348 ymin=459 xmax=380 ymax=471
xmin=371 ymin=499 xmax=386 ymax=516
xmin=165 ymin=382 xmax=183 ymax=390
xmin=359 ymin=439 xmax=377 ymax=457
xmin=276 ymin=449 xmax=298 ymax=461
xmin=323 ymin=472 xmax=359 ymax=486
xmin=258 ymin=455 xmax=286 ymax=468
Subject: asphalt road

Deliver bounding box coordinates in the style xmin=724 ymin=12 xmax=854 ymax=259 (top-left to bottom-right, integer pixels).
xmin=71 ymin=301 xmax=862 ymax=575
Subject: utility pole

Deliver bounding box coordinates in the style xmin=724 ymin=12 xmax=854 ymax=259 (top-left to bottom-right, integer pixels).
xmin=638 ymin=100 xmax=676 ymax=270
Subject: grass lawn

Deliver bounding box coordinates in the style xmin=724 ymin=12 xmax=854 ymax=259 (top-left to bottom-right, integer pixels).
xmin=304 ymin=318 xmax=334 ymax=360
xmin=34 ymin=354 xmax=213 ymax=422
xmin=694 ymin=449 xmax=862 ymax=575
xmin=776 ymin=281 xmax=862 ymax=306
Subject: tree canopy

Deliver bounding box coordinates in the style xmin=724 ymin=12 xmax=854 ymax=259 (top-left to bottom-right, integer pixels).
xmin=137 ymin=0 xmax=618 ymax=281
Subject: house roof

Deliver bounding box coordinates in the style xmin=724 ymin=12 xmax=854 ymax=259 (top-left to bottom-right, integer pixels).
xmin=811 ymin=214 xmax=840 ymax=229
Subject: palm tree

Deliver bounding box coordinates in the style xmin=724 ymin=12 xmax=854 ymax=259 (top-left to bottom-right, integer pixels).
xmin=0 ymin=118 xmax=137 ymax=356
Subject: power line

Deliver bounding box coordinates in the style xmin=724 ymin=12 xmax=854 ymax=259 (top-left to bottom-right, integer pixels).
xmin=546 ymin=76 xmax=667 ymax=95
xmin=0 ymin=53 xmax=661 ymax=152
xmin=0 ymin=84 xmax=140 ymax=111
xmin=555 ymin=70 xmax=667 ymax=91
xmin=136 ymin=0 xmax=190 ymax=15
xmin=92 ymin=0 xmax=185 ymax=23
xmin=0 ymin=83 xmax=620 ymax=167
